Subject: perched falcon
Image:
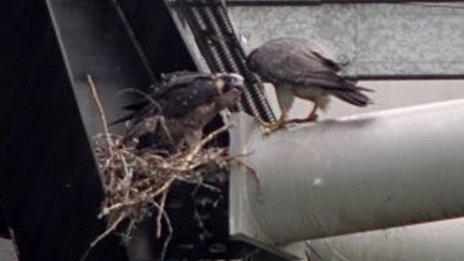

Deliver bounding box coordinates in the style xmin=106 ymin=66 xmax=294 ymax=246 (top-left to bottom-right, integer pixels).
xmin=113 ymin=71 xmax=243 ymax=152
xmin=247 ymin=37 xmax=373 ymax=132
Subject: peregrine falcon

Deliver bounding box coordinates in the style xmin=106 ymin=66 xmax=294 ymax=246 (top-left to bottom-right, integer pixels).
xmin=247 ymin=37 xmax=373 ymax=132
xmin=113 ymin=71 xmax=243 ymax=152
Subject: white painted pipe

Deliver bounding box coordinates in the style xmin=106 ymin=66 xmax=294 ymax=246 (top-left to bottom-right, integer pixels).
xmin=307 ymin=217 xmax=464 ymax=261
xmin=232 ymin=99 xmax=464 ymax=244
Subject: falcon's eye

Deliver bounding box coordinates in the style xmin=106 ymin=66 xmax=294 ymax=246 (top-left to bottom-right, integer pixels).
xmin=226 ymin=76 xmax=244 ymax=90
xmin=222 ymin=84 xmax=232 ymax=93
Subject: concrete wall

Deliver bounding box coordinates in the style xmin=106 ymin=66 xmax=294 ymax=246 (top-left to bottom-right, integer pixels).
xmin=230 ymin=4 xmax=464 ymax=78
xmin=262 ymin=80 xmax=464 ymax=119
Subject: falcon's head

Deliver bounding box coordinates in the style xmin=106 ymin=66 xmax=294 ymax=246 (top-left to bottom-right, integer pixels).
xmin=213 ymin=73 xmax=244 ymax=109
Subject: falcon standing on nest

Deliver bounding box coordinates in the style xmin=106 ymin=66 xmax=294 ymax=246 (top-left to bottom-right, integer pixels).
xmin=247 ymin=37 xmax=373 ymax=132
xmin=112 ymin=71 xmax=243 ymax=152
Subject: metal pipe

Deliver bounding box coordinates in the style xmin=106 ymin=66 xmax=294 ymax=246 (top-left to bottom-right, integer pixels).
xmin=232 ymin=99 xmax=464 ymax=244
xmin=306 ymin=217 xmax=464 ymax=261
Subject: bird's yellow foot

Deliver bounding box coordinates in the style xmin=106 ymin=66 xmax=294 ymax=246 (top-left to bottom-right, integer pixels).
xmin=287 ymin=113 xmax=318 ymax=124
xmin=287 ymin=106 xmax=319 ymax=124
xmin=256 ymin=115 xmax=287 ymax=134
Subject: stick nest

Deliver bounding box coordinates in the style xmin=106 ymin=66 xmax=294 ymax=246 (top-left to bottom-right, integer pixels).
xmin=86 ymin=76 xmax=234 ymax=251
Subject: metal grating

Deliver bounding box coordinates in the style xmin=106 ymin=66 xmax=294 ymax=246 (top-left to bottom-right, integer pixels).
xmin=174 ymin=0 xmax=277 ymax=123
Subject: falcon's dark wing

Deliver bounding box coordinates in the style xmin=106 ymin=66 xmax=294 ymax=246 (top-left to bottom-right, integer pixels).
xmin=158 ymin=78 xmax=220 ymax=118
xmin=122 ymin=71 xmax=214 ymax=112
xmin=248 ymin=37 xmax=372 ymax=106
xmin=111 ymin=72 xmax=220 ymax=125
xmin=154 ymin=71 xmax=213 ymax=96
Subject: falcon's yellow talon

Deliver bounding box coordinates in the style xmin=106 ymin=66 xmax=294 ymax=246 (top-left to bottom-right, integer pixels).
xmin=255 ymin=114 xmax=287 ymax=134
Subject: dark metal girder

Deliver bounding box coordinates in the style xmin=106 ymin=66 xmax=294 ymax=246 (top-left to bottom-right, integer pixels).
xmin=0 ymin=0 xmax=133 ymax=260
xmin=45 ymin=0 xmax=257 ymax=259
xmin=45 ymin=0 xmax=154 ymax=139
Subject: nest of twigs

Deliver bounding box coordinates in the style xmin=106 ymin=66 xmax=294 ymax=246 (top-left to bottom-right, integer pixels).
xmin=92 ymin=125 xmax=232 ymax=246
xmin=86 ymin=76 xmax=236 ymax=256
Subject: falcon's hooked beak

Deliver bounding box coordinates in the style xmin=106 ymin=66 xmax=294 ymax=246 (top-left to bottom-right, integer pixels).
xmin=214 ymin=73 xmax=244 ymax=109
xmin=214 ymin=73 xmax=244 ymax=94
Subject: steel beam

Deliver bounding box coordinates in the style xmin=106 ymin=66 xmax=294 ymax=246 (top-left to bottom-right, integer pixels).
xmin=230 ymin=99 xmax=464 ymax=246
xmin=45 ymin=1 xmax=154 ymax=259
xmin=45 ymin=0 xmax=153 ymax=138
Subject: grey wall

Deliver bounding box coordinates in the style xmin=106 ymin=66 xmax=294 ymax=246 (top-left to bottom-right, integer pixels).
xmin=261 ymin=80 xmax=464 ymax=120
xmin=230 ymin=4 xmax=464 ymax=78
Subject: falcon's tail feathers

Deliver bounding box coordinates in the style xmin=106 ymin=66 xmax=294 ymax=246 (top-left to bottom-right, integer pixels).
xmin=332 ymin=90 xmax=373 ymax=107
xmin=109 ymin=114 xmax=134 ymax=126
xmin=342 ymin=80 xmax=374 ymax=93
xmin=353 ymin=85 xmax=374 ymax=92
xmin=123 ymin=100 xmax=148 ymax=111
xmin=330 ymin=79 xmax=374 ymax=107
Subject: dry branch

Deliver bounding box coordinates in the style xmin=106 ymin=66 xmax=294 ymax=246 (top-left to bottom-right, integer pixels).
xmin=87 ymin=76 xmax=238 ymax=258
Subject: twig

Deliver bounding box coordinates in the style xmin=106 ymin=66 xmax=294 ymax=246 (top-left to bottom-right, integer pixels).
xmin=119 ymin=152 xmax=133 ymax=189
xmin=91 ymin=110 xmax=243 ymax=259
xmin=156 ymin=191 xmax=168 ymax=238
xmin=159 ymin=207 xmax=173 ymax=261
xmin=87 ymin=75 xmax=114 ymax=149
xmin=158 ymin=116 xmax=174 ymax=144
xmin=151 ymin=176 xmax=176 ymax=198
xmin=187 ymin=123 xmax=233 ymax=161
xmin=233 ymin=156 xmax=263 ymax=198
xmin=100 ymin=200 xmax=142 ymax=217
xmin=176 ymin=176 xmax=221 ymax=193
xmin=90 ymin=213 xmax=126 ymax=248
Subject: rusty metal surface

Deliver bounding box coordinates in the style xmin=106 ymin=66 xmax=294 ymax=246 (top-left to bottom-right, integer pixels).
xmin=229 ymin=4 xmax=464 ymax=79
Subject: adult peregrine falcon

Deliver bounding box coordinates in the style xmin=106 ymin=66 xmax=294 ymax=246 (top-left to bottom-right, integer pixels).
xmin=113 ymin=71 xmax=243 ymax=152
xmin=247 ymin=37 xmax=373 ymax=132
